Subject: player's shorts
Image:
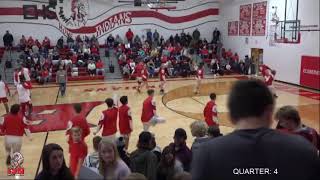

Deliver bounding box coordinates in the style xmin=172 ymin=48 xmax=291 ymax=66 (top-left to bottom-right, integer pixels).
xmin=0 ymin=97 xmax=8 ymax=103
xmin=137 ymin=77 xmax=143 ymax=83
xmin=20 ymin=101 xmax=32 ymax=106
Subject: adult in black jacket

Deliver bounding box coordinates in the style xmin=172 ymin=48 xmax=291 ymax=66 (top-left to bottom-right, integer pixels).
xmin=3 ymin=30 xmax=13 ymax=50
xmin=192 ymin=80 xmax=320 ymax=180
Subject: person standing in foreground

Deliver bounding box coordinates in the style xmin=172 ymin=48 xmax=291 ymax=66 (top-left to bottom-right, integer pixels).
xmin=119 ymin=96 xmax=133 ymax=150
xmin=192 ymin=79 xmax=319 ymax=180
xmin=203 ymin=93 xmax=219 ymax=127
xmin=94 ymin=98 xmax=118 ymax=141
xmin=16 ymin=75 xmax=32 ymax=117
xmin=0 ymin=104 xmax=32 ymax=166
xmin=56 ymin=66 xmax=67 ymax=96
xmin=0 ymin=75 xmax=11 ymax=114
xmin=141 ymin=89 xmax=165 ymax=132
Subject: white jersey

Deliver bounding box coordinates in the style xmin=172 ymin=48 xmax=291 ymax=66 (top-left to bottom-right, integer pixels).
xmin=17 ymin=68 xmax=31 ymax=82
xmin=0 ymin=81 xmax=8 ymax=98
xmin=17 ymin=84 xmax=31 ymax=103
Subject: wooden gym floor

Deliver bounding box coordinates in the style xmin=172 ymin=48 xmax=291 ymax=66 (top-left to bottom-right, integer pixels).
xmin=0 ymin=75 xmax=319 ymax=179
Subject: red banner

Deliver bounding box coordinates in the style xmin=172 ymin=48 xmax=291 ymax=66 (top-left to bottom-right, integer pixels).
xmin=228 ymin=21 xmax=238 ymax=36
xmin=300 ymin=56 xmax=320 ymax=90
xmin=252 ymin=1 xmax=267 ymax=36
xmin=239 ymin=4 xmax=252 ymax=36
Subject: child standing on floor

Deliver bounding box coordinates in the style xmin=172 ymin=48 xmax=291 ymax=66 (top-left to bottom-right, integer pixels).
xmin=69 ymin=127 xmax=88 ymax=179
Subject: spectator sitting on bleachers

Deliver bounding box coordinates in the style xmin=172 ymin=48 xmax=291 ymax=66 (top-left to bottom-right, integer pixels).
xmin=19 ymin=35 xmax=27 ymax=51
xmin=27 ymin=36 xmax=35 ymax=49
xmin=90 ymin=35 xmax=98 ymax=47
xmin=134 ymin=35 xmax=142 ymax=46
xmin=95 ymin=59 xmax=104 ymax=75
xmin=90 ymin=45 xmax=99 ymax=56
xmin=57 ymin=36 xmax=64 ymax=49
xmin=42 ymin=36 xmax=50 ymax=52
xmin=87 ymin=61 xmax=96 ymax=76
xmin=115 ymin=34 xmax=123 ymax=46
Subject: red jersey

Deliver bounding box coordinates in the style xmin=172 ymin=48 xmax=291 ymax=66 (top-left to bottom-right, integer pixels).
xmin=159 ymin=68 xmax=166 ymax=81
xmin=141 ymin=96 xmax=156 ymax=122
xmin=197 ymin=68 xmax=204 ymax=79
xmin=264 ymin=74 xmax=274 ymax=86
xmin=67 ymin=115 xmax=90 ymax=142
xmin=69 ymin=140 xmax=88 ymax=176
xmin=119 ymin=105 xmax=132 ymax=134
xmin=99 ymin=107 xmax=118 ymax=136
xmin=203 ymin=101 xmax=218 ymax=126
xmin=135 ymin=64 xmax=144 ymax=78
xmin=96 ymin=61 xmax=103 ymax=69
xmin=142 ymin=68 xmax=148 ymax=81
xmin=2 ymin=114 xmax=28 ymax=136
xmin=259 ymin=64 xmax=271 ymax=76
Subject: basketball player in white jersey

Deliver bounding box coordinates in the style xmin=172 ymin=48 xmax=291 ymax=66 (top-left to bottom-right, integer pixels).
xmin=16 ymin=75 xmax=33 ymax=117
xmin=0 ymin=75 xmax=11 ymax=114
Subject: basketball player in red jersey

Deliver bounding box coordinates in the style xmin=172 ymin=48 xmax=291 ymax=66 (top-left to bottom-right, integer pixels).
xmin=118 ymin=96 xmax=132 ymax=150
xmin=203 ymin=93 xmax=219 ymax=127
xmin=0 ymin=104 xmax=32 ymax=165
xmin=133 ymin=61 xmax=145 ymax=93
xmin=0 ymin=75 xmax=11 ymax=114
xmin=264 ymin=69 xmax=277 ymax=98
xmin=141 ymin=89 xmax=165 ymax=131
xmin=203 ymin=93 xmax=219 ymax=126
xmin=141 ymin=64 xmax=149 ymax=92
xmin=159 ymin=64 xmax=166 ymax=94
xmin=94 ymin=98 xmax=118 ymax=141
xmin=16 ymin=75 xmax=33 ymax=117
xmin=194 ymin=63 xmax=204 ymax=94
xmin=66 ymin=103 xmax=90 ymax=151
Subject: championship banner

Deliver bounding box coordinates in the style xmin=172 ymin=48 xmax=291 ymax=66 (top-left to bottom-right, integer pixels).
xmin=252 ymin=1 xmax=267 ymax=36
xmin=239 ymin=4 xmax=252 ymax=36
xmin=300 ymin=56 xmax=320 ymax=90
xmin=228 ymin=21 xmax=238 ymax=36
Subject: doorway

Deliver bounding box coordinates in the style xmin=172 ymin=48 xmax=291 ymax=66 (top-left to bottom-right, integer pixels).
xmin=251 ymin=48 xmax=264 ymax=75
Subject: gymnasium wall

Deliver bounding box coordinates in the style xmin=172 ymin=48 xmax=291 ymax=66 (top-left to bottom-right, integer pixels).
xmin=0 ymin=0 xmax=219 ymax=45
xmin=219 ymin=0 xmax=320 ymax=85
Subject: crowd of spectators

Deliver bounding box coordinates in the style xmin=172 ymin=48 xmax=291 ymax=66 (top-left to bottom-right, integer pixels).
xmin=3 ymin=32 xmax=105 ymax=84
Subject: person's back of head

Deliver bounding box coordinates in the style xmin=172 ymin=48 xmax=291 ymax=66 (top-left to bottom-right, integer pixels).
xmin=105 ymin=98 xmax=114 ymax=108
xmin=10 ymin=104 xmax=20 ymax=115
xmin=120 ymin=96 xmax=128 ymax=105
xmin=227 ymin=79 xmax=274 ymax=128
xmin=207 ymin=126 xmax=222 ymax=138
xmin=73 ymin=103 xmax=82 ymax=114
xmin=93 ymin=136 xmax=102 ymax=152
xmin=147 ymin=89 xmax=154 ymax=96
xmin=137 ymin=131 xmax=152 ymax=150
xmin=190 ymin=121 xmax=207 ymax=138
xmin=210 ymin=93 xmax=216 ymax=101
xmin=275 ymin=105 xmax=301 ymax=130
